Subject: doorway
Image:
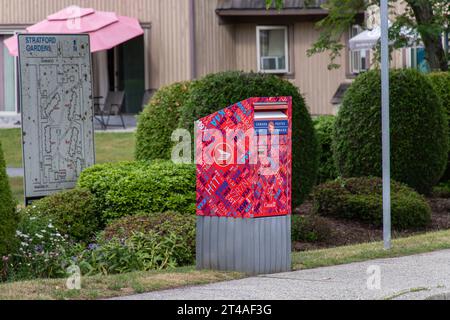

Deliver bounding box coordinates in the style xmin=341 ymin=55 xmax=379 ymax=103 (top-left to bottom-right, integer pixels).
xmin=107 ymin=35 xmax=145 ymax=114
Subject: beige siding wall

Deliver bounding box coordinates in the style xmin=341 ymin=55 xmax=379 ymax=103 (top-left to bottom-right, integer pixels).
xmin=235 ymin=24 xmax=257 ymax=71
xmin=234 ymin=22 xmax=347 ymax=115
xmin=293 ymin=22 xmax=347 ymax=115
xmin=0 ymin=0 xmax=350 ymax=114
xmin=194 ymin=0 xmax=236 ymax=77
xmin=0 ymin=0 xmax=192 ymax=88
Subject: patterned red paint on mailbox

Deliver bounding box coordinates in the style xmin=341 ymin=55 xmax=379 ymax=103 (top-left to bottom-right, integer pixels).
xmin=196 ymin=97 xmax=292 ymax=218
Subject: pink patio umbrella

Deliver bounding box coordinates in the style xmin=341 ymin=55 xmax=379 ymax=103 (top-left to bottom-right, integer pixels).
xmin=3 ymin=6 xmax=144 ymax=56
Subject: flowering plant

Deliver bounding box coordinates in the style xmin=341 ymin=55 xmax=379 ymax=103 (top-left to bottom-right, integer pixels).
xmin=9 ymin=213 xmax=74 ymax=280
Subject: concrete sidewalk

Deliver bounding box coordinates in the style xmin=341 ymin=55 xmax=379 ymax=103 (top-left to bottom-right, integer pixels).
xmin=114 ymin=250 xmax=450 ymax=300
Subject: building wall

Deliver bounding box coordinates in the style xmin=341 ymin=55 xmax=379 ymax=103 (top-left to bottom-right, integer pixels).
xmin=0 ymin=0 xmax=348 ymax=115
xmin=0 ymin=0 xmax=192 ymax=89
xmin=194 ymin=0 xmax=236 ymax=77
xmin=234 ymin=22 xmax=347 ymax=115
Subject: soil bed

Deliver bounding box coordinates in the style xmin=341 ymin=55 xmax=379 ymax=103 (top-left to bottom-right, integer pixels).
xmin=293 ymin=197 xmax=450 ymax=251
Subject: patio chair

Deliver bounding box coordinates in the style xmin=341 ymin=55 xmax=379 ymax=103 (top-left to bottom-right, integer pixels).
xmin=94 ymin=91 xmax=126 ymax=130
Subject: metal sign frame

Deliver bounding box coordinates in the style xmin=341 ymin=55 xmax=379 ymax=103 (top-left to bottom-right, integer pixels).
xmin=17 ymin=34 xmax=95 ymax=205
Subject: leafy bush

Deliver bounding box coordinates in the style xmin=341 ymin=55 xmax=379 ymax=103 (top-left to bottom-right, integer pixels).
xmin=428 ymin=72 xmax=450 ymax=181
xmin=334 ymin=69 xmax=448 ymax=194
xmin=7 ymin=214 xmax=74 ymax=281
xmin=291 ymin=214 xmax=332 ymax=243
xmin=76 ymin=231 xmax=184 ymax=275
xmin=135 ymin=82 xmax=192 ymax=161
xmin=432 ymin=181 xmax=450 ymax=198
xmin=102 ymin=212 xmax=196 ymax=266
xmin=313 ymin=115 xmax=338 ymax=184
xmin=0 ymin=141 xmax=18 ymax=259
xmin=78 ymin=161 xmax=196 ymax=222
xmin=312 ymin=177 xmax=431 ymax=229
xmin=178 ymin=71 xmax=318 ymax=207
xmin=22 ymin=189 xmax=99 ymax=243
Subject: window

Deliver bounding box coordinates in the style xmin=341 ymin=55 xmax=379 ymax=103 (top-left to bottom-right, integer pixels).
xmin=257 ymin=26 xmax=289 ymax=73
xmin=407 ymin=46 xmax=430 ymax=73
xmin=0 ymin=34 xmax=18 ymax=113
xmin=349 ymin=25 xmax=369 ymax=75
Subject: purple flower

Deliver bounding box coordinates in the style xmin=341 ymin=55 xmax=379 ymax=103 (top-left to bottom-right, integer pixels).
xmin=34 ymin=245 xmax=44 ymax=253
xmin=88 ymin=243 xmax=99 ymax=251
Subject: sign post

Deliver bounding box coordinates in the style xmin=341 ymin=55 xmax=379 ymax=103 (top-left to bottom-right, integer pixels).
xmin=18 ymin=34 xmax=95 ymax=205
xmin=380 ymin=0 xmax=391 ymax=250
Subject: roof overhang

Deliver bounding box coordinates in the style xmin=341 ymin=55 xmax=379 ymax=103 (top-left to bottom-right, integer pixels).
xmin=216 ymin=0 xmax=364 ymax=24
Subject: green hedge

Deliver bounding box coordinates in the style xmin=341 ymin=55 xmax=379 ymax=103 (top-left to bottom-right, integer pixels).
xmin=0 ymin=141 xmax=17 ymax=258
xmin=178 ymin=71 xmax=318 ymax=207
xmin=22 ymin=189 xmax=99 ymax=243
xmin=312 ymin=177 xmax=431 ymax=229
xmin=135 ymin=82 xmax=192 ymax=161
xmin=428 ymin=72 xmax=450 ymax=181
xmin=334 ymin=69 xmax=448 ymax=194
xmin=77 ymin=161 xmax=196 ymax=223
xmin=102 ymin=211 xmax=196 ymax=266
xmin=313 ymin=115 xmax=338 ymax=184
xmin=291 ymin=214 xmax=332 ymax=243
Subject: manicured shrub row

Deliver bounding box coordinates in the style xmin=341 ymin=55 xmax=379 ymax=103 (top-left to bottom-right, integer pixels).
xmin=77 ymin=161 xmax=196 ymax=223
xmin=135 ymin=82 xmax=191 ymax=161
xmin=312 ymin=177 xmax=431 ymax=229
xmin=427 ymin=72 xmax=450 ymax=181
xmin=22 ymin=189 xmax=100 ymax=243
xmin=178 ymin=71 xmax=318 ymax=207
xmin=313 ymin=115 xmax=338 ymax=184
xmin=334 ymin=69 xmax=448 ymax=194
xmin=291 ymin=214 xmax=332 ymax=243
xmin=101 ymin=212 xmax=196 ymax=267
xmin=6 ymin=211 xmax=196 ymax=280
xmin=0 ymin=141 xmax=17 ymax=260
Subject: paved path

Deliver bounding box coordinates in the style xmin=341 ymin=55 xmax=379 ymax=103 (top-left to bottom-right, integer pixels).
xmin=114 ymin=250 xmax=450 ymax=300
xmin=6 ymin=168 xmax=23 ymax=177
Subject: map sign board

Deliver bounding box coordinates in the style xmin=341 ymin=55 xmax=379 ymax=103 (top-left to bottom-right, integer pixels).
xmin=18 ymin=34 xmax=95 ymax=202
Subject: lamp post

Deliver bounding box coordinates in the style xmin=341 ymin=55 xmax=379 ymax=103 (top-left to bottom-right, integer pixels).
xmin=380 ymin=0 xmax=391 ymax=250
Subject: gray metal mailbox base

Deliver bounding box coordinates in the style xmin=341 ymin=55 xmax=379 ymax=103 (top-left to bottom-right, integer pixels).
xmin=196 ymin=215 xmax=291 ymax=275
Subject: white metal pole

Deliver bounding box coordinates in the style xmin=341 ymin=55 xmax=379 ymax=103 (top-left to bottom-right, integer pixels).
xmin=381 ymin=0 xmax=391 ymax=250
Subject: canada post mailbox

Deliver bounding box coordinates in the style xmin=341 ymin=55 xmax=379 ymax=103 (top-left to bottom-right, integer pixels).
xmin=195 ymin=97 xmax=292 ymax=274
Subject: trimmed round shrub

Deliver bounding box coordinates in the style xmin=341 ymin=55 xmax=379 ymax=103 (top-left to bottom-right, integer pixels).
xmin=428 ymin=72 xmax=450 ymax=181
xmin=101 ymin=212 xmax=196 ymax=266
xmin=0 ymin=141 xmax=18 ymax=258
xmin=314 ymin=115 xmax=338 ymax=184
xmin=22 ymin=189 xmax=99 ymax=243
xmin=178 ymin=71 xmax=318 ymax=207
xmin=135 ymin=82 xmax=192 ymax=161
xmin=312 ymin=177 xmax=431 ymax=229
xmin=334 ymin=69 xmax=448 ymax=194
xmin=77 ymin=161 xmax=196 ymax=223
xmin=291 ymin=214 xmax=332 ymax=243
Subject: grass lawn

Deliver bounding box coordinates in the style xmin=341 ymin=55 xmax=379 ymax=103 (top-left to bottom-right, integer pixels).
xmin=0 ymin=267 xmax=243 ymax=300
xmin=0 ymin=128 xmax=135 ymax=168
xmin=2 ymin=229 xmax=450 ymax=300
xmin=2 ymin=129 xmax=135 ymax=205
xmin=9 ymin=177 xmax=24 ymax=205
xmin=292 ymin=229 xmax=450 ymax=270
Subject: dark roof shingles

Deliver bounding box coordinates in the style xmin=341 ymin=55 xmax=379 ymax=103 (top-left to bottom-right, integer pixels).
xmin=217 ymin=0 xmax=328 ymax=10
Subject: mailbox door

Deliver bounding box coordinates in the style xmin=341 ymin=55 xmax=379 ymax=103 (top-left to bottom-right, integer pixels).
xmin=253 ymin=122 xmax=290 ymax=217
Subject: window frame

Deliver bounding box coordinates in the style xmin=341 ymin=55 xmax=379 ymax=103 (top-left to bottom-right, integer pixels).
xmin=348 ymin=25 xmax=369 ymax=75
xmin=256 ymin=25 xmax=289 ymax=74
xmin=0 ymin=31 xmax=20 ymax=114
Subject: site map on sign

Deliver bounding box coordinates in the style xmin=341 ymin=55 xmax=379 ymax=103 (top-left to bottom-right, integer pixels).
xmin=18 ymin=34 xmax=94 ymax=199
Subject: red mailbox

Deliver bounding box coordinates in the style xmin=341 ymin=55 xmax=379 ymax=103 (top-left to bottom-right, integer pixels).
xmin=195 ymin=97 xmax=292 ymax=274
